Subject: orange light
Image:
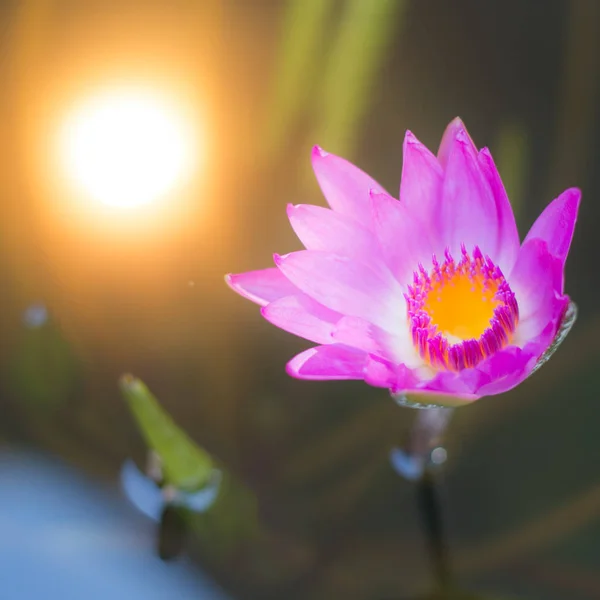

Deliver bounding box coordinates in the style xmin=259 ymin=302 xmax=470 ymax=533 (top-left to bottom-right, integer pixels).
xmin=57 ymin=87 xmax=198 ymax=210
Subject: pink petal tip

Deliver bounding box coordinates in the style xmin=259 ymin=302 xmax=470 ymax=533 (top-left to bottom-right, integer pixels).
xmin=312 ymin=145 xmax=328 ymax=159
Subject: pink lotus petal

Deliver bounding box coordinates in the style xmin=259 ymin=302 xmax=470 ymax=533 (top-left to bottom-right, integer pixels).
xmin=389 ymin=357 xmax=486 ymax=401
xmin=416 ymin=366 xmax=489 ymax=397
xmin=332 ymin=316 xmax=386 ymax=356
xmin=335 ymin=311 xmax=424 ymax=369
xmin=439 ymin=127 xmax=500 ymax=259
xmin=396 ymin=320 xmax=560 ymax=400
xmin=523 ymin=187 xmax=581 ymax=266
xmin=286 ymin=344 xmax=367 ymax=380
xmin=261 ymin=294 xmax=340 ymax=345
xmin=509 ymin=239 xmax=564 ymax=342
xmin=366 ymin=358 xmax=435 ymax=394
xmin=399 ymin=132 xmax=444 ymax=232
xmin=274 ymin=250 xmax=401 ymax=333
xmin=396 ymin=293 xmax=572 ymax=400
xmin=311 ymin=146 xmax=387 ymax=227
xmin=287 ymin=203 xmax=381 ymax=263
xmin=370 ymin=190 xmax=437 ymax=283
xmin=472 ymin=346 xmax=536 ymax=395
xmin=364 ymin=354 xmax=404 ymax=388
xmin=331 ymin=315 xmax=404 ymax=359
xmin=472 ymin=325 xmax=565 ymax=396
xmin=478 ymin=147 xmax=521 ymax=273
xmin=392 ymin=344 xmax=532 ymax=399
xmin=437 ymin=117 xmax=477 ymax=168
xmin=516 ymin=293 xmax=569 ymax=349
xmin=225 ymin=268 xmax=299 ymax=307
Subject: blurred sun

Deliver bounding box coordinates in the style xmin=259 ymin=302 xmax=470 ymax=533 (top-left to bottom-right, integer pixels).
xmin=58 ymin=88 xmax=196 ymax=209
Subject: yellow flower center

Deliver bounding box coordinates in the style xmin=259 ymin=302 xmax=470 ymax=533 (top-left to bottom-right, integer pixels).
xmin=422 ymin=270 xmax=501 ymax=342
xmin=405 ymin=246 xmax=518 ymax=371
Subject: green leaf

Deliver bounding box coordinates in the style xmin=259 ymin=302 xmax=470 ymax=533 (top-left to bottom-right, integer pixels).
xmin=119 ymin=374 xmax=213 ymax=492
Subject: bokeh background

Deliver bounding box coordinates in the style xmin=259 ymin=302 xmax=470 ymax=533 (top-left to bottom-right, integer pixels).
xmin=0 ymin=1 xmax=599 ymax=598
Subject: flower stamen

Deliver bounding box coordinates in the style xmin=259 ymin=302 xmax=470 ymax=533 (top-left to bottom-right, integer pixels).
xmin=405 ymin=245 xmax=518 ymax=371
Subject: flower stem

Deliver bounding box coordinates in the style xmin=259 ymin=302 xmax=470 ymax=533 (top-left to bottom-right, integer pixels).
xmin=417 ymin=471 xmax=453 ymax=591
xmin=409 ymin=407 xmax=454 ymax=466
xmin=409 ymin=408 xmax=457 ymax=594
xmin=391 ymin=407 xmax=454 ymax=481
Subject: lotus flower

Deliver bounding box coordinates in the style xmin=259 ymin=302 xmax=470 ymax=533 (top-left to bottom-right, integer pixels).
xmin=226 ymin=119 xmax=580 ymax=405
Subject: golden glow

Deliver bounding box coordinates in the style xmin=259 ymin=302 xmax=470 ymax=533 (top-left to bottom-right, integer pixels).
xmin=423 ymin=274 xmax=500 ymax=342
xmin=58 ymin=88 xmax=197 ymax=209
